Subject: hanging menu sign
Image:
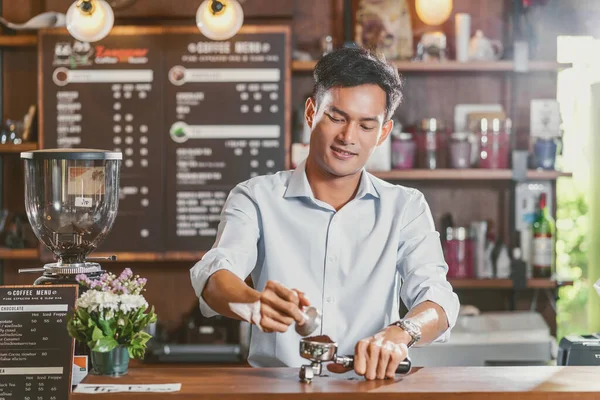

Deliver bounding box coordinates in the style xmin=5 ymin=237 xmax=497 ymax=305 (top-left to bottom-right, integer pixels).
xmin=164 ymin=27 xmax=288 ymax=250
xmin=0 ymin=285 xmax=77 ymax=400
xmin=39 ymin=26 xmax=290 ymax=254
xmin=39 ymin=28 xmax=166 ymax=253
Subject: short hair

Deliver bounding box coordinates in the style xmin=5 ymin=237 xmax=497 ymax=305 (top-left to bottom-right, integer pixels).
xmin=312 ymin=47 xmax=403 ymax=121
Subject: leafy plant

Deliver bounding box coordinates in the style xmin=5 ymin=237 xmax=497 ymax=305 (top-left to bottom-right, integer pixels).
xmin=66 ymin=268 xmax=157 ymax=359
xmin=556 ymin=178 xmax=589 ymax=340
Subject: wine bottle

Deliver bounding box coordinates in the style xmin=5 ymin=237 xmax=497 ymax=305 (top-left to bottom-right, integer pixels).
xmin=532 ymin=193 xmax=555 ymax=278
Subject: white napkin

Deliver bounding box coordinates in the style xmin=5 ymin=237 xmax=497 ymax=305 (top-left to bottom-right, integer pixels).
xmin=229 ymin=301 xmax=264 ymax=331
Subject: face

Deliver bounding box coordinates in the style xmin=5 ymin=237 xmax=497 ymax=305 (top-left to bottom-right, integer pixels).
xmin=305 ymin=84 xmax=393 ymax=178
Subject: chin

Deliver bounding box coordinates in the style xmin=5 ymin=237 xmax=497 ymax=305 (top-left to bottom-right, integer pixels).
xmin=323 ymin=158 xmax=363 ymax=177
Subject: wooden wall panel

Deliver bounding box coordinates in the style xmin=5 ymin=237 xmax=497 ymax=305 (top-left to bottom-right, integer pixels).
xmin=44 ymin=0 xmax=294 ymax=18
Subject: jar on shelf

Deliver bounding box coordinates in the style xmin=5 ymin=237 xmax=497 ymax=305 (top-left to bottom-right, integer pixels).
xmin=444 ymin=226 xmax=474 ymax=279
xmin=532 ymin=136 xmax=561 ymax=170
xmin=474 ymin=117 xmax=511 ymax=169
xmin=448 ymin=132 xmax=472 ymax=169
xmin=416 ymin=118 xmax=447 ymax=169
xmin=391 ymin=132 xmax=416 ymax=169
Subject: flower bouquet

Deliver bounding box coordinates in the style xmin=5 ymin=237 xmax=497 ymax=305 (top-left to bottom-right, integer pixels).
xmin=66 ymin=268 xmax=157 ymax=376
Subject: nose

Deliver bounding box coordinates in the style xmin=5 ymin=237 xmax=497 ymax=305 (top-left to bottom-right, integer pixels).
xmin=337 ymin=123 xmax=357 ymax=146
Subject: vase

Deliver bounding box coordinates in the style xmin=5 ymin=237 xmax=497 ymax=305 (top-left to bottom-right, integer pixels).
xmin=90 ymin=345 xmax=129 ymax=376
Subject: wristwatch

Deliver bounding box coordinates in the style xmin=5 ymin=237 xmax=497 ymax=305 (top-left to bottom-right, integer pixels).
xmin=391 ymin=319 xmax=422 ymax=348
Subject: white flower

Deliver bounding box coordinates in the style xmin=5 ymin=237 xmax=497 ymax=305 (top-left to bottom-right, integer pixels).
xmin=75 ymin=290 xmax=120 ymax=312
xmin=118 ymin=294 xmax=148 ymax=313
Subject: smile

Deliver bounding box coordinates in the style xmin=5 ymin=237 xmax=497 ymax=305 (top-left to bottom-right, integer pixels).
xmin=331 ymin=146 xmax=357 ymax=159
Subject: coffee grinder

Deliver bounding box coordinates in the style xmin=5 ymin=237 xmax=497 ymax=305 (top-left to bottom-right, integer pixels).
xmin=18 ymin=149 xmax=122 ymax=285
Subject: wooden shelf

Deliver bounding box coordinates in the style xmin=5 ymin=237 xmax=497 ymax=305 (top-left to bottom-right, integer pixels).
xmin=0 ymin=35 xmax=37 ymax=47
xmin=370 ymin=169 xmax=572 ymax=181
xmin=292 ymin=60 xmax=571 ymax=73
xmin=92 ymin=251 xmax=206 ymax=262
xmin=450 ymin=278 xmax=573 ymax=289
xmin=0 ymin=142 xmax=38 ymax=154
xmin=0 ymin=248 xmax=39 ymax=260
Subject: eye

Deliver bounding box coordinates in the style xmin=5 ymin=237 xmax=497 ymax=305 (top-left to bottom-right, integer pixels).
xmin=361 ymin=125 xmax=376 ymax=131
xmin=326 ymin=113 xmax=344 ymax=123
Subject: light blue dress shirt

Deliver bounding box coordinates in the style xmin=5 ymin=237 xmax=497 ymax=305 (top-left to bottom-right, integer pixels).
xmin=190 ymin=160 xmax=460 ymax=367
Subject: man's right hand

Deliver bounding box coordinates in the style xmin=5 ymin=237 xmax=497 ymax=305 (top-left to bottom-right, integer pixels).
xmin=259 ymin=280 xmax=310 ymax=333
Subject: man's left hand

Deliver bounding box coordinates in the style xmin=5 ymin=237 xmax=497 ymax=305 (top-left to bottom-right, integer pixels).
xmin=328 ymin=326 xmax=410 ymax=380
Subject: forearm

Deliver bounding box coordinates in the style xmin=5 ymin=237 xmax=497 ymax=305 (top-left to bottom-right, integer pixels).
xmin=403 ymin=300 xmax=449 ymax=345
xmin=201 ymin=270 xmax=261 ymax=320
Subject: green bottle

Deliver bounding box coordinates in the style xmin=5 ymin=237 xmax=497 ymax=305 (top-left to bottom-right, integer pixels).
xmin=532 ymin=193 xmax=555 ymax=278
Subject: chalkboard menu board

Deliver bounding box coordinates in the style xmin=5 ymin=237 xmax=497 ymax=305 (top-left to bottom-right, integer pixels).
xmin=0 ymin=285 xmax=77 ymax=400
xmin=39 ymin=26 xmax=290 ymax=255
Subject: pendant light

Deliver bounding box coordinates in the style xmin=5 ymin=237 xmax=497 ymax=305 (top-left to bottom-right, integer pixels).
xmin=196 ymin=0 xmax=244 ymax=41
xmin=415 ymin=0 xmax=453 ymax=26
xmin=66 ymin=0 xmax=114 ymax=42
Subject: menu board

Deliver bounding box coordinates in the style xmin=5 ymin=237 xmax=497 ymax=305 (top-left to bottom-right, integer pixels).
xmin=39 ymin=26 xmax=290 ymax=254
xmin=39 ymin=28 xmax=166 ymax=253
xmin=0 ymin=285 xmax=77 ymax=400
xmin=164 ymin=29 xmax=288 ymax=250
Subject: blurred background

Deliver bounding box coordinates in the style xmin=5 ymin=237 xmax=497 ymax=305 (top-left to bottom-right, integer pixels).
xmin=0 ymin=0 xmax=598 ymax=367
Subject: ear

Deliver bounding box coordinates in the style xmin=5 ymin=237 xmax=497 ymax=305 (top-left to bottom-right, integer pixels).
xmin=377 ymin=119 xmax=394 ymax=146
xmin=304 ymin=97 xmax=316 ymax=129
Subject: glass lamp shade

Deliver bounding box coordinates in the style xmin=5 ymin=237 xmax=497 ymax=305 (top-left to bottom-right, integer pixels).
xmin=66 ymin=0 xmax=114 ymax=42
xmin=415 ymin=0 xmax=453 ymax=26
xmin=196 ymin=0 xmax=244 ymax=41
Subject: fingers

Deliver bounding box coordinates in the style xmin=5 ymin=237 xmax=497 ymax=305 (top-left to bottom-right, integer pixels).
xmin=386 ymin=343 xmax=408 ymax=379
xmin=377 ymin=341 xmax=393 ymax=379
xmin=365 ymin=339 xmax=381 ymax=380
xmin=260 ymin=303 xmax=294 ymax=326
xmin=354 ymin=339 xmax=369 ymax=376
xmin=293 ymin=289 xmax=311 ymax=307
xmin=261 ymin=281 xmax=306 ymax=324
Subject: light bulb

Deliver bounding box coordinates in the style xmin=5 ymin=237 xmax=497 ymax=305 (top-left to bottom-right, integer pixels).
xmin=196 ymin=0 xmax=244 ymax=41
xmin=66 ymin=0 xmax=114 ymax=42
xmin=416 ymin=0 xmax=453 ymax=26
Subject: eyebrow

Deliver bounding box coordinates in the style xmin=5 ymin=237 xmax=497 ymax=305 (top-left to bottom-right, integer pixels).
xmin=328 ymin=106 xmax=379 ymax=123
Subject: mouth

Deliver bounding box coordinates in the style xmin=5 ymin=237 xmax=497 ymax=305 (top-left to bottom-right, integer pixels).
xmin=330 ymin=145 xmax=358 ymax=160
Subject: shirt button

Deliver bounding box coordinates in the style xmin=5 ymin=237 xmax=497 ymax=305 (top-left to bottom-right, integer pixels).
xmin=328 ymin=255 xmax=336 ymax=263
xmin=326 ymin=296 xmax=334 ymax=303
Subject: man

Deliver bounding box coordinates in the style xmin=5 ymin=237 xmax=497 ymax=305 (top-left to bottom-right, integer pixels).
xmin=190 ymin=47 xmax=459 ymax=380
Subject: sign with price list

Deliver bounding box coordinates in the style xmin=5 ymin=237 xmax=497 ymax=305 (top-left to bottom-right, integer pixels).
xmin=0 ymin=285 xmax=78 ymax=400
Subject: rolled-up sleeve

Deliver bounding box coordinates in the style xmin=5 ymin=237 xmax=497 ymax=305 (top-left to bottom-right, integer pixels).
xmin=396 ymin=190 xmax=460 ymax=343
xmin=190 ymin=183 xmax=261 ymax=318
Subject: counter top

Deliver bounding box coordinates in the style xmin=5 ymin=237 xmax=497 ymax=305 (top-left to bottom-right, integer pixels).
xmin=70 ymin=365 xmax=600 ymax=399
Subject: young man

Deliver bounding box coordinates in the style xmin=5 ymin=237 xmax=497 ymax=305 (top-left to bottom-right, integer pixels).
xmin=190 ymin=47 xmax=459 ymax=380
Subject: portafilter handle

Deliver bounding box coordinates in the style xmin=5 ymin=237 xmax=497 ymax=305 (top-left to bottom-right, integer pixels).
xmin=18 ymin=268 xmax=46 ymax=273
xmin=334 ymin=355 xmax=412 ymax=374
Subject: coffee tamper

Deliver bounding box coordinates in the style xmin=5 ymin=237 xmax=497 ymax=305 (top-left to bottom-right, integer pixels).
xmin=295 ymin=306 xmax=321 ymax=337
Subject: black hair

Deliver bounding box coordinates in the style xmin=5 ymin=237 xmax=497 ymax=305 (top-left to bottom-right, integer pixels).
xmin=312 ymin=47 xmax=403 ymax=121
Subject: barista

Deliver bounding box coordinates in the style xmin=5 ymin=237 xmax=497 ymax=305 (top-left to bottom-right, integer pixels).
xmin=190 ymin=47 xmax=459 ymax=380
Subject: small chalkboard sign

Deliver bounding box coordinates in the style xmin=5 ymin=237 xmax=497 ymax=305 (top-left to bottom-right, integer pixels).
xmin=0 ymin=285 xmax=78 ymax=400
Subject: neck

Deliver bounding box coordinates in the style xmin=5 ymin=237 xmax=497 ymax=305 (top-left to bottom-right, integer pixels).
xmin=305 ymin=156 xmax=362 ymax=211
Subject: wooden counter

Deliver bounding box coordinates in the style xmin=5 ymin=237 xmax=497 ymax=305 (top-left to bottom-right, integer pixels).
xmin=70 ymin=365 xmax=600 ymax=399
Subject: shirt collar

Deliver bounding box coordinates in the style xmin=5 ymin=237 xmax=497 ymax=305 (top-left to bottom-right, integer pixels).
xmin=283 ymin=159 xmax=380 ymax=200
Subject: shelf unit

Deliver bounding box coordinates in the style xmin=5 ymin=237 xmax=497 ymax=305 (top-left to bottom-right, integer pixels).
xmin=0 ymin=35 xmax=37 ymax=47
xmin=0 ymin=247 xmax=39 ymax=260
xmin=371 ymin=169 xmax=572 ymax=181
xmin=292 ymin=60 xmax=572 ymax=73
xmin=449 ymin=278 xmax=573 ymax=290
xmin=0 ymin=142 xmax=38 ymax=154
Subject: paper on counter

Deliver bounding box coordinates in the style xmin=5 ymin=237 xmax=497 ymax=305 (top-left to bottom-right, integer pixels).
xmin=74 ymin=383 xmax=181 ymax=393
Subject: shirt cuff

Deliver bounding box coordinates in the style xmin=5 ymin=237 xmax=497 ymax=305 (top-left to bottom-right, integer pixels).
xmin=411 ymin=285 xmax=460 ymax=344
xmin=190 ymin=257 xmax=239 ymax=318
